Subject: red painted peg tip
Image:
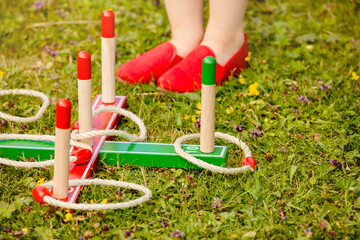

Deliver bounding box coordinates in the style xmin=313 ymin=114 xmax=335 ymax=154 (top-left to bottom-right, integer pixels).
xmin=56 ymin=99 xmax=71 ymax=129
xmin=241 ymin=157 xmax=257 ymax=169
xmin=72 ymin=148 xmax=92 ymax=165
xmin=77 ymin=51 xmax=91 ymax=80
xmin=32 ymin=186 xmax=51 ymax=204
xmin=101 ymin=10 xmax=115 ymax=38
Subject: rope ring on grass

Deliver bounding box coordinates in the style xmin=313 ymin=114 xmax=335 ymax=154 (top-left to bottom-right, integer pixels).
xmin=0 ymin=89 xmax=50 ymax=123
xmin=174 ymin=132 xmax=254 ymax=175
xmin=38 ymin=179 xmax=152 ymax=211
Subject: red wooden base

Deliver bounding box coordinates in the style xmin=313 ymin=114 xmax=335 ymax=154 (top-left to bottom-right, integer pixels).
xmin=46 ymin=94 xmax=127 ymax=203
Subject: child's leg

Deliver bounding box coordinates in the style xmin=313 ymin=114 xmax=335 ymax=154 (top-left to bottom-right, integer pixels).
xmin=165 ymin=0 xmax=204 ymax=57
xmin=156 ymin=0 xmax=248 ymax=92
xmin=117 ymin=0 xmax=204 ymax=84
xmin=201 ymin=0 xmax=248 ymax=65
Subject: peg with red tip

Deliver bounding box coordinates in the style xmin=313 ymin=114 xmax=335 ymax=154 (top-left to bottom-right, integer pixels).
xmin=77 ymin=51 xmax=93 ymax=146
xmin=53 ymin=99 xmax=71 ymax=200
xmin=101 ymin=10 xmax=115 ymax=104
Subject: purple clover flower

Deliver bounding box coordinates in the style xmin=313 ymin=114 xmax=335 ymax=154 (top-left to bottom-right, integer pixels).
xmin=295 ymin=108 xmax=300 ymax=117
xmin=195 ymin=118 xmax=201 ymax=129
xmin=171 ymin=230 xmax=183 ymax=238
xmin=257 ymin=124 xmax=263 ymax=131
xmin=234 ymin=124 xmax=244 ymax=132
xmin=88 ymin=35 xmax=94 ymax=41
xmin=297 ymin=95 xmax=309 ymax=103
xmin=124 ymin=229 xmax=131 ymax=237
xmin=154 ymin=0 xmax=161 ymax=6
xmin=0 ymin=120 xmax=6 ymax=127
xmin=56 ymin=9 xmax=66 ymax=18
xmin=319 ymin=221 xmax=327 ymax=228
xmin=320 ymin=84 xmax=331 ymax=90
xmin=278 ymin=209 xmax=286 ymax=220
xmin=44 ymin=45 xmax=59 ymax=57
xmin=289 ymin=85 xmax=299 ymax=91
xmin=162 ymin=221 xmax=169 ymax=228
xmin=211 ymin=197 xmax=222 ymax=209
xmin=329 ymin=159 xmax=342 ymax=168
xmin=34 ymin=1 xmax=45 ymax=10
xmin=328 ymin=230 xmax=336 ymax=236
xmin=250 ymin=129 xmax=262 ymax=138
xmin=304 ymin=228 xmax=312 ymax=237
xmin=102 ymin=225 xmax=110 ymax=232
xmin=69 ymin=40 xmax=77 ymax=46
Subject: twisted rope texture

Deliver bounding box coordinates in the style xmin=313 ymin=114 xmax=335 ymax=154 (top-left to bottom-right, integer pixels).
xmin=174 ymin=132 xmax=254 ymax=175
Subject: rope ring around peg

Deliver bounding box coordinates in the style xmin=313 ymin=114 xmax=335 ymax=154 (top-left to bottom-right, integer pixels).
xmin=0 ymin=134 xmax=92 ymax=168
xmin=0 ymin=89 xmax=50 ymax=123
xmin=174 ymin=132 xmax=254 ymax=175
xmin=38 ymin=179 xmax=152 ymax=211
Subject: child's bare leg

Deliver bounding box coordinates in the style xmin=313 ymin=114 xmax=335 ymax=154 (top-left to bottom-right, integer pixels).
xmin=201 ymin=0 xmax=248 ymax=65
xmin=165 ymin=0 xmax=204 ymax=57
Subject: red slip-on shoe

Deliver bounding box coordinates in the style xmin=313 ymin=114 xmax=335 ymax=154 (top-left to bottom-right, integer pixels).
xmin=117 ymin=42 xmax=183 ymax=84
xmin=157 ymin=34 xmax=248 ymax=93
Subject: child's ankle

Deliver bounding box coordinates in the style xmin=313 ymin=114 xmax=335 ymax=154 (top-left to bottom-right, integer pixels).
xmin=169 ymin=32 xmax=203 ymax=57
xmin=201 ymin=31 xmax=245 ymax=66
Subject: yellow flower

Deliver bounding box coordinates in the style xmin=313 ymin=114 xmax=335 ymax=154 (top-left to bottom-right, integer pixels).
xmin=352 ymin=72 xmax=359 ymax=80
xmin=248 ymin=82 xmax=260 ymax=96
xmin=249 ymin=82 xmax=258 ymax=89
xmin=101 ymin=199 xmax=108 ymax=204
xmin=245 ymin=52 xmax=252 ymax=62
xmin=195 ymin=110 xmax=201 ymax=115
xmin=239 ymin=77 xmax=246 ymax=84
xmin=192 ymin=116 xmax=197 ymax=123
xmin=36 ymin=178 xmax=45 ymax=186
xmin=196 ymin=102 xmax=201 ymax=110
xmin=183 ymin=115 xmax=190 ymax=120
xmin=305 ymin=44 xmax=314 ymax=51
xmin=248 ymin=89 xmax=260 ymax=96
xmin=65 ymin=212 xmax=72 ymax=220
xmin=225 ymin=107 xmax=234 ymax=114
xmin=90 ymin=199 xmax=94 ymax=204
xmin=0 ymin=70 xmax=4 ymax=78
xmin=22 ymin=227 xmax=28 ymax=235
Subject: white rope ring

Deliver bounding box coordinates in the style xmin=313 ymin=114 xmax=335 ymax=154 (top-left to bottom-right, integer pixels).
xmin=39 ymin=179 xmax=152 ymax=211
xmin=174 ymin=132 xmax=254 ymax=175
xmin=84 ymin=105 xmax=147 ymax=142
xmin=0 ymin=134 xmax=92 ymax=168
xmin=0 ymin=89 xmax=50 ymax=123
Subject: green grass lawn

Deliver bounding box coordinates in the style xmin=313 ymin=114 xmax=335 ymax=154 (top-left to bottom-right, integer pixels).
xmin=1 ymin=0 xmax=360 ymax=239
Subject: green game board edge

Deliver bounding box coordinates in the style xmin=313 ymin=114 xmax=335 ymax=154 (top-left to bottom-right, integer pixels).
xmin=0 ymin=140 xmax=228 ymax=169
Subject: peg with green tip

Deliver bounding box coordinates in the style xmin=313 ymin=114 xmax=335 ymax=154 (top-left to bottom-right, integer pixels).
xmin=200 ymin=56 xmax=217 ymax=153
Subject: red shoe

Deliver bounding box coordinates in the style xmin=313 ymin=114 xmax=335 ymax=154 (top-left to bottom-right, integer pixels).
xmin=117 ymin=42 xmax=183 ymax=84
xmin=157 ymin=34 xmax=248 ymax=92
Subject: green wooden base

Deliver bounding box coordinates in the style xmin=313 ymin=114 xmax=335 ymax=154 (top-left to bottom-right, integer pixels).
xmin=0 ymin=140 xmax=228 ymax=169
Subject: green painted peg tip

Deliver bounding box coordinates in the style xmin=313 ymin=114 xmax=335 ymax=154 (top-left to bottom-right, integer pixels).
xmin=202 ymin=56 xmax=217 ymax=85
